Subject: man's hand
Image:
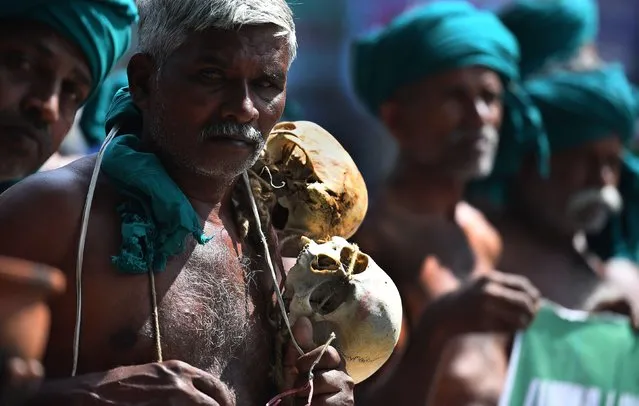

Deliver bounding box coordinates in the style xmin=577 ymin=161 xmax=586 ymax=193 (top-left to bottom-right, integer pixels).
xmin=586 ymin=282 xmax=639 ymax=329
xmin=36 ymin=360 xmax=234 ymax=406
xmin=434 ymin=270 xmax=541 ymax=336
xmin=282 ymin=317 xmax=354 ymax=406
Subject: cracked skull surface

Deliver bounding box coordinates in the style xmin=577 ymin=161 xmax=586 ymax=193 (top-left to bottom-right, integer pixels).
xmin=251 ymin=121 xmax=368 ymax=256
xmin=284 ymin=236 xmax=403 ymax=384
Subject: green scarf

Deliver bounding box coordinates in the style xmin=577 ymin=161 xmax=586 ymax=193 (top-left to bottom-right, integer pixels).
xmin=101 ymin=88 xmax=213 ymax=274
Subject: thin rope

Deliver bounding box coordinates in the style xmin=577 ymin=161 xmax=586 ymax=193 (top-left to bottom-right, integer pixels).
xmin=71 ymin=126 xmax=119 ymax=376
xmin=242 ymin=171 xmax=303 ymax=356
xmin=148 ymin=267 xmax=163 ymax=362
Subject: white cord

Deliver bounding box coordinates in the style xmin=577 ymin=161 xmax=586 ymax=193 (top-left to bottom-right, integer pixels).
xmin=241 ymin=171 xmax=304 ymax=355
xmin=71 ymin=126 xmax=119 ymax=376
xmin=148 ymin=268 xmax=163 ymax=362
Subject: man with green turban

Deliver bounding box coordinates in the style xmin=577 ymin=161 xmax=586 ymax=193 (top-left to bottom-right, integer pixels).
xmin=489 ymin=65 xmax=639 ymax=322
xmin=351 ymin=2 xmax=541 ymax=405
xmin=499 ymin=0 xmax=601 ymax=79
xmin=0 ymin=0 xmax=138 ymax=192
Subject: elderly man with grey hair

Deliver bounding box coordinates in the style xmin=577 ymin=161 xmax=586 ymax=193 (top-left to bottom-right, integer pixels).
xmin=0 ymin=1 xmax=354 ymax=405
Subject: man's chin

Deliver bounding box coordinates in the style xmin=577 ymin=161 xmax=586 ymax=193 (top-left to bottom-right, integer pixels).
xmin=0 ymin=157 xmax=36 ymax=182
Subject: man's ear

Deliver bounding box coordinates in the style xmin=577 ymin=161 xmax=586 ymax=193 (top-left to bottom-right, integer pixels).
xmin=127 ymin=53 xmax=156 ymax=112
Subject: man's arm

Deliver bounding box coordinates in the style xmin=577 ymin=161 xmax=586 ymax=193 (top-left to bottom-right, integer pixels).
xmin=0 ymin=168 xmax=83 ymax=268
xmin=357 ymin=298 xmax=450 ymax=406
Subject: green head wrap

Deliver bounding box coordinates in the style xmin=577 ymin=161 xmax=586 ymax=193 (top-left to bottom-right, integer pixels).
xmin=351 ymin=1 xmax=520 ymax=116
xmin=1 ymin=0 xmax=138 ymax=99
xmin=101 ymin=88 xmax=213 ymax=274
xmin=499 ymin=0 xmax=599 ymax=78
xmin=526 ymin=64 xmax=636 ymax=152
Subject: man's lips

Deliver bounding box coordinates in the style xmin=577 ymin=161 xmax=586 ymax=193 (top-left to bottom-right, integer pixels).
xmin=0 ymin=123 xmax=46 ymax=145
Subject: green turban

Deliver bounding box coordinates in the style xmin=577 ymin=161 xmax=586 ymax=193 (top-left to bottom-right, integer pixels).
xmin=499 ymin=0 xmax=599 ymax=78
xmin=525 ymin=64 xmax=636 ymax=152
xmin=1 ymin=0 xmax=138 ymax=98
xmin=351 ymin=1 xmax=520 ymax=116
xmin=353 ymin=1 xmax=549 ymax=199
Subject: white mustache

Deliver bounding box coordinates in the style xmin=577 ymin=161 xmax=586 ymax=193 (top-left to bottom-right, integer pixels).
xmin=567 ymin=185 xmax=623 ymax=215
xmin=448 ymin=125 xmax=499 ymax=146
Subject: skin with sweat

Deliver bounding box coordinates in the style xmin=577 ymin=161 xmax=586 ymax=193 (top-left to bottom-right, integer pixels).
xmin=0 ymin=25 xmax=353 ymax=406
xmin=355 ymin=67 xmax=539 ymax=406
xmin=0 ymin=20 xmax=92 ymax=182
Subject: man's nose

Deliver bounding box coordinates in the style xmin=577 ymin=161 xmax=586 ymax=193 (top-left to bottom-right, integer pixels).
xmin=598 ymin=164 xmax=618 ymax=188
xmin=463 ymin=98 xmax=491 ymax=131
xmin=220 ymin=81 xmax=259 ymax=124
xmin=21 ymin=80 xmax=61 ymax=126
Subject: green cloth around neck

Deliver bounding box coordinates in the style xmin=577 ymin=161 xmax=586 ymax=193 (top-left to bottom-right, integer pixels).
xmin=499 ymin=0 xmax=599 ymax=78
xmin=102 ymin=88 xmax=213 ymax=274
xmin=1 ymin=0 xmax=138 ymax=100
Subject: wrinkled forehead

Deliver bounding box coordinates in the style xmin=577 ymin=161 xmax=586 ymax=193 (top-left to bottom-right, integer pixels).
xmin=167 ymin=24 xmax=290 ymax=72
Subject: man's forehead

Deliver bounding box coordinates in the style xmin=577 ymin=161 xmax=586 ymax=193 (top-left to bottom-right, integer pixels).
xmin=0 ymin=20 xmax=92 ymax=86
xmin=178 ymin=25 xmax=289 ymax=67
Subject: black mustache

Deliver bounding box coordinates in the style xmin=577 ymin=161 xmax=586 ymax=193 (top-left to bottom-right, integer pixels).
xmin=199 ymin=122 xmax=262 ymax=144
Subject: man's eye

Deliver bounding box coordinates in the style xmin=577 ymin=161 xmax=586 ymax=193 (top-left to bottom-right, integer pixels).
xmin=3 ymin=51 xmax=32 ymax=72
xmin=62 ymin=82 xmax=84 ymax=105
xmin=199 ymin=69 xmax=223 ymax=81
xmin=256 ymin=80 xmax=274 ymax=89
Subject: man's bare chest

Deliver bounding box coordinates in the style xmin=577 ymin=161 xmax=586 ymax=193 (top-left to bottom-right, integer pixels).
xmin=47 ymin=231 xmax=274 ymax=385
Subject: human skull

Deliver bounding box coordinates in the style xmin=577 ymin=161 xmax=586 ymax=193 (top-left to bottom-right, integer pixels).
xmin=251 ymin=121 xmax=368 ymax=256
xmin=284 ymin=236 xmax=403 ymax=384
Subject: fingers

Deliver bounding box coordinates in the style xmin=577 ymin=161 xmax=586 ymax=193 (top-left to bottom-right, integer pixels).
xmin=484 ymin=279 xmax=539 ymax=318
xmin=296 ymin=345 xmax=342 ymax=373
xmin=292 ymin=370 xmax=354 ymax=401
xmin=483 ymin=271 xmax=542 ymax=302
xmin=191 ymin=375 xmax=234 ymax=406
xmin=284 ymin=316 xmax=317 ymax=368
xmin=161 ymin=360 xmax=233 ymax=406
xmin=481 ymin=299 xmax=534 ymax=332
xmin=292 ymin=316 xmax=317 ymax=352
xmin=282 ymin=317 xmax=318 ymax=390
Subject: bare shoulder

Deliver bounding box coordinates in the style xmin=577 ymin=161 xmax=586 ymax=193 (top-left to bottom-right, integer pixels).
xmin=455 ymin=201 xmax=502 ymax=268
xmin=0 ymin=155 xmax=98 ymax=268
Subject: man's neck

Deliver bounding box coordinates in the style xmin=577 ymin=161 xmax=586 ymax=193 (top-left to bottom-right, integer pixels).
xmin=505 ymin=208 xmax=578 ymax=256
xmin=387 ymin=157 xmax=466 ymax=220
xmin=139 ymin=140 xmax=237 ymax=218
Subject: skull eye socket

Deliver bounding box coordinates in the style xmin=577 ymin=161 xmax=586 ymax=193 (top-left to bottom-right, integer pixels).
xmin=340 ymin=247 xmax=369 ymax=275
xmin=309 ymin=280 xmax=351 ymax=315
xmin=313 ymin=254 xmax=340 ymax=271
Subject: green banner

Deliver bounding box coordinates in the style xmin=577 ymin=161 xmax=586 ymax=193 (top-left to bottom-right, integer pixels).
xmin=500 ymin=302 xmax=639 ymax=406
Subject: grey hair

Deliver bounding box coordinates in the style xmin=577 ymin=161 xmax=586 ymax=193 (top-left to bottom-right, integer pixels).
xmin=136 ymin=0 xmax=297 ymax=65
